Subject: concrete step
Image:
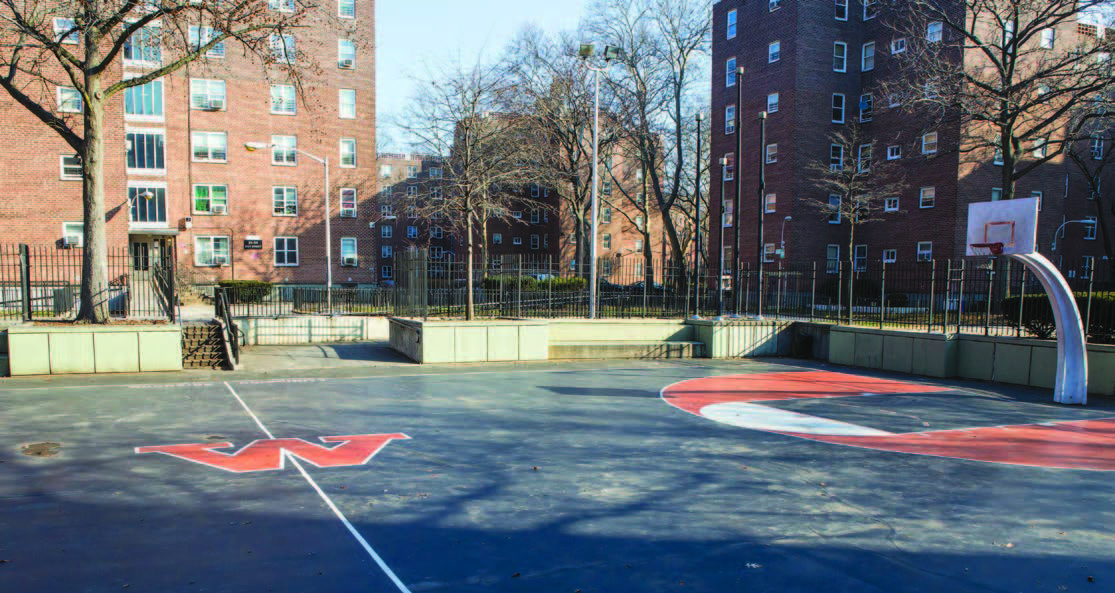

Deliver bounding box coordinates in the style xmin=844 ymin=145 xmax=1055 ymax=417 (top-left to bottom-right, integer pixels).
xmin=549 ymin=340 xmax=704 ymax=360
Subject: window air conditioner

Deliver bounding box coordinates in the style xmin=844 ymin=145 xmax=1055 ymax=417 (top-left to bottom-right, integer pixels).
xmin=213 ymin=255 xmax=228 ymax=266
xmin=207 ymin=97 xmax=224 ymax=110
xmin=340 ymin=59 xmax=354 ymax=69
xmin=343 ymin=256 xmax=358 ymax=266
xmin=62 ymin=236 xmax=80 ymax=248
xmin=212 ymin=204 xmax=227 ymax=214
xmin=341 ymin=207 xmax=356 ymax=218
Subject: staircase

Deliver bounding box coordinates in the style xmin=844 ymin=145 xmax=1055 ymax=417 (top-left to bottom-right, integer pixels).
xmin=0 ymin=329 xmax=8 ymax=376
xmin=182 ymin=321 xmax=229 ymax=369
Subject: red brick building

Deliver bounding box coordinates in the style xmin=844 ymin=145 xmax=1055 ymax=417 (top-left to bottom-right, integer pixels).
xmin=709 ymin=0 xmax=1110 ymax=279
xmin=0 ymin=1 xmax=376 ymax=286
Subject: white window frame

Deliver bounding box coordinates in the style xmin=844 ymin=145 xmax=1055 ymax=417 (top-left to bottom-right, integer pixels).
xmin=406 ymin=165 xmax=418 ymax=179
xmin=885 ymin=197 xmax=899 ymax=212
xmin=883 ymin=249 xmax=897 ymax=263
xmin=835 ymin=0 xmax=848 ymax=21
xmin=826 ymin=244 xmax=840 ymax=274
xmin=768 ymin=41 xmax=780 ymax=63
xmin=270 ymin=33 xmax=296 ymax=64
xmin=727 ymin=9 xmax=737 ymax=39
xmin=269 ymin=0 xmax=295 ymax=13
xmin=340 ymin=188 xmax=357 ymax=217
xmin=767 ymin=93 xmax=779 ymax=113
xmin=274 ymin=236 xmax=299 ymax=267
xmin=859 ymin=93 xmax=873 ymax=122
xmin=124 ymin=78 xmax=164 ymax=121
xmin=60 ymin=154 xmax=82 ymax=180
xmin=406 ymin=186 xmax=417 ymax=197
xmin=861 ymin=42 xmax=875 ymax=71
xmin=1040 ymin=28 xmax=1055 ymax=49
xmin=63 ymin=222 xmax=84 ymax=246
xmin=601 ymin=206 xmax=612 ymax=224
xmin=991 ymin=188 xmax=1003 ymax=201
xmin=341 ymin=238 xmax=357 ymax=264
xmin=764 ymin=193 xmax=777 ymax=213
xmin=339 ymin=88 xmax=356 ymax=119
xmin=189 ymin=25 xmax=225 ymax=59
xmin=1091 ymin=135 xmax=1104 ymax=160
xmin=891 ymin=38 xmax=907 ymax=54
xmin=830 ymin=144 xmax=844 ymax=171
xmin=189 ymin=78 xmax=225 ymax=111
xmin=338 ymin=39 xmax=356 ymax=68
xmin=124 ymin=24 xmax=162 ymax=67
xmin=854 ymin=244 xmax=867 ymax=271
xmin=272 ymin=135 xmax=297 ymax=166
xmin=513 ymin=237 xmax=523 ymax=246
xmin=828 ymin=195 xmax=842 ymax=224
xmin=530 ymin=234 xmax=540 ymax=250
xmin=338 ymin=0 xmax=355 ymax=18
xmin=194 ymin=236 xmax=230 ymax=267
xmin=723 ymin=153 xmax=735 ymax=181
xmin=431 ymin=226 xmax=444 ymax=239
xmin=634 ymin=239 xmax=644 ymax=253
xmin=382 ymin=245 xmax=393 ymax=259
xmin=530 ymin=208 xmax=541 ymax=223
xmin=125 ymin=128 xmax=166 ymax=175
xmin=1032 ymin=137 xmax=1048 ymax=158
xmin=403 ymin=225 xmax=416 ymax=239
xmin=270 ymin=84 xmax=296 ymax=115
xmin=381 ymin=266 xmax=393 ymax=280
xmin=1085 ymin=216 xmax=1098 ymax=240
xmin=769 ymin=0 xmax=782 ymax=11
xmin=193 ymin=184 xmax=229 ymax=214
xmin=832 ymin=93 xmax=845 ymax=123
xmin=917 ymin=241 xmax=933 ymax=262
xmin=725 ymin=104 xmax=736 ymax=134
xmin=339 ymin=138 xmax=357 ymax=168
xmin=766 ymin=144 xmax=778 ymax=164
xmin=857 ymin=144 xmax=871 ymax=172
xmin=191 ymin=131 xmax=228 ymax=163
xmin=601 ymin=234 xmax=611 ymax=249
xmin=273 ymin=186 xmax=298 ymax=216
xmin=919 ymin=187 xmax=935 ymax=209
xmin=887 ymin=145 xmax=901 ymax=160
xmin=1032 ymin=190 xmax=1043 ymax=211
xmin=493 ymin=233 xmax=503 ymax=245
xmin=863 ymin=0 xmax=877 ymax=20
xmin=927 ymin=21 xmax=943 ymax=43
xmin=726 ymin=57 xmax=737 ymax=87
xmin=922 ymin=132 xmax=938 ymax=155
xmin=381 ymin=225 xmax=393 ymax=238
xmin=764 ymin=243 xmax=777 ymax=263
xmin=57 ymin=87 xmax=83 ymax=113
xmin=635 ymin=215 xmax=644 ymax=230
xmin=53 ymin=18 xmax=79 ymax=45
xmin=834 ymin=42 xmax=847 ymax=72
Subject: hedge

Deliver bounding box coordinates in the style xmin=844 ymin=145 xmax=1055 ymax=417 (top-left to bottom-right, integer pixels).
xmin=481 ymin=275 xmax=587 ymax=292
xmin=218 ymin=280 xmax=273 ymax=304
xmin=1000 ymin=292 xmax=1115 ymax=342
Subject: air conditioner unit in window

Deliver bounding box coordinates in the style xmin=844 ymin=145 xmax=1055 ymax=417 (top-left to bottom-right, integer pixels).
xmin=62 ymin=236 xmax=80 ymax=248
xmin=211 ymin=204 xmax=227 ymax=214
xmin=342 ymin=256 xmax=358 ymax=266
xmin=206 ymin=97 xmax=224 ymax=111
xmin=340 ymin=58 xmax=354 ymax=69
xmin=341 ymin=207 xmax=356 ymax=218
xmin=213 ymin=255 xmax=228 ymax=266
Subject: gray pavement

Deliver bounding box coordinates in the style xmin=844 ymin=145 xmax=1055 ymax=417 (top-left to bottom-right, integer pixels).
xmin=1 ymin=356 xmax=1113 ymax=593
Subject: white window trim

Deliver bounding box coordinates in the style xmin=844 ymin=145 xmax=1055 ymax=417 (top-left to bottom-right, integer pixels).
xmin=885 ymin=197 xmax=899 ymax=212
xmin=338 ymin=0 xmax=355 ymax=18
xmin=726 ymin=57 xmax=737 ymax=87
xmin=1085 ymin=217 xmax=1098 ymax=240
xmin=123 ymin=77 xmax=165 ymax=122
xmin=339 ymin=138 xmax=357 ymax=168
xmin=919 ymin=187 xmax=935 ymax=209
xmin=927 ymin=21 xmax=943 ymax=43
xmin=883 ymin=249 xmax=897 ymax=263
xmin=125 ymin=127 xmax=167 ymax=175
xmin=917 ymin=241 xmax=933 ymax=261
xmin=891 ymin=38 xmax=907 ymax=54
xmin=725 ymin=104 xmax=736 ymax=134
xmin=922 ymin=132 xmax=938 ymax=155
xmin=274 ymin=237 xmax=299 ymax=267
xmin=338 ymin=88 xmax=357 ymax=119
xmin=272 ymin=135 xmax=297 ymax=166
xmin=863 ymin=0 xmax=877 ymax=21
xmin=861 ymin=42 xmax=875 ymax=72
xmin=768 ymin=41 xmax=780 ymax=63
xmin=764 ymin=193 xmax=777 ymax=213
xmin=340 ymin=238 xmax=358 ymax=263
xmin=834 ymin=42 xmax=847 ymax=72
xmin=53 ymin=18 xmax=79 ymax=45
xmin=62 ymin=222 xmax=84 ymax=246
xmin=887 ymin=145 xmax=901 ymax=160
xmin=835 ymin=0 xmax=848 ymax=21
xmin=57 ymin=87 xmax=83 ymax=113
xmin=273 ymin=186 xmax=298 ymax=216
xmin=727 ymin=9 xmax=737 ymax=39
xmin=189 ymin=78 xmax=226 ymax=111
xmin=191 ymin=130 xmax=228 ymax=163
xmin=270 ymin=84 xmax=296 ymax=115
xmin=194 ymin=235 xmax=230 ymax=267
xmin=765 ymin=143 xmax=778 ymax=164
xmin=59 ymin=154 xmax=82 ymax=181
xmin=338 ymin=39 xmax=356 ymax=69
xmin=192 ymin=183 xmax=229 ymax=215
xmin=832 ymin=93 xmax=845 ymax=123
xmin=767 ymin=93 xmax=779 ymax=113
xmin=828 ymin=195 xmax=842 ymax=224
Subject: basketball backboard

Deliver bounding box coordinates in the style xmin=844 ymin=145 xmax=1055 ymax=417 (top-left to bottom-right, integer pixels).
xmin=965 ymin=197 xmax=1039 ymax=256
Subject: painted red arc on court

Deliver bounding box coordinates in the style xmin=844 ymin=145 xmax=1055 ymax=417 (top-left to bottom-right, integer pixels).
xmin=135 ymin=433 xmax=410 ymax=473
xmin=662 ymin=371 xmax=1115 ymax=471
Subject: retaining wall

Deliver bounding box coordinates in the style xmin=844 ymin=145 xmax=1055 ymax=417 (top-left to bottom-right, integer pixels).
xmin=7 ymin=324 xmax=182 ymax=375
xmin=234 ymin=316 xmax=389 ymax=345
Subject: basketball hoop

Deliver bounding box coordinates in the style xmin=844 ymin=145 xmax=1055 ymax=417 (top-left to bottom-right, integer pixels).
xmin=969 ymin=242 xmax=1004 ymax=256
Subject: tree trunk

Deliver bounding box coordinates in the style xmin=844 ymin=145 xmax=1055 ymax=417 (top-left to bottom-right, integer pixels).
xmin=465 ymin=208 xmax=475 ymax=320
xmin=77 ymin=84 xmax=110 ymax=323
xmin=847 ymin=222 xmax=856 ymax=325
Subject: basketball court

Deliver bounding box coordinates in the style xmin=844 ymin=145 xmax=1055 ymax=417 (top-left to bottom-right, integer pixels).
xmin=2 ymin=358 xmax=1114 ymax=592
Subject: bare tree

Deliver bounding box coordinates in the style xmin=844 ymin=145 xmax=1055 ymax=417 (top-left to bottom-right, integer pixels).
xmin=396 ymin=57 xmax=542 ymax=319
xmin=1066 ymin=125 xmax=1115 ymax=266
xmin=804 ymin=124 xmax=906 ymax=322
xmin=0 ymin=0 xmax=337 ymax=321
xmin=585 ymin=0 xmax=711 ymax=281
xmin=880 ymin=0 xmax=1115 ymax=201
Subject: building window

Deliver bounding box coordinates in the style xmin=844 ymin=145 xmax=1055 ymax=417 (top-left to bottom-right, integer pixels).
xmin=337 ymin=39 xmax=357 ymax=70
xmin=857 ymin=144 xmax=871 ymax=172
xmin=826 ymin=244 xmax=840 ymax=273
xmin=60 ymin=154 xmax=82 ymax=180
xmin=406 ymin=206 xmax=417 ymax=218
xmin=382 ymin=245 xmax=393 ymax=258
xmin=272 ymin=135 xmax=297 ymax=165
xmin=727 ymin=9 xmax=737 ymax=39
xmin=919 ymin=186 xmax=935 ymax=208
xmin=195 ymin=236 xmax=230 ymax=266
xmin=381 ymin=203 xmax=392 ymax=217
xmin=512 ymin=210 xmax=523 ymax=219
xmin=1085 ymin=217 xmax=1098 ymax=240
xmin=274 ymin=237 xmax=299 ymax=266
xmin=828 ymin=195 xmax=842 ymax=223
xmin=768 ymin=41 xmax=780 ymax=63
xmin=725 ymin=105 xmax=736 ymax=134
xmin=430 ymin=246 xmax=444 ymax=260
xmin=341 ymin=238 xmax=357 ymax=265
xmin=863 ymin=0 xmax=877 ymax=19
xmin=763 ymin=243 xmax=777 ymax=263
xmin=189 ymin=26 xmax=225 ymax=58
xmin=1082 ymin=256 xmax=1095 ymax=279
xmin=125 ymin=80 xmax=164 ymax=119
xmin=885 ymin=197 xmax=899 ymax=212
xmin=63 ymin=222 xmax=83 ymax=246
xmin=765 ymin=144 xmax=778 ymax=164
xmin=1091 ymin=135 xmax=1104 ymax=160
xmin=530 ymin=184 xmax=540 ymax=198
xmin=726 ymin=57 xmax=737 ymax=87
xmin=53 ymin=18 xmax=79 ymax=44
xmin=339 ymin=89 xmax=356 ymax=118
xmin=767 ymin=93 xmax=779 ymax=113
xmin=921 ymin=132 xmax=938 ymax=154
xmin=883 ymin=249 xmax=897 ymax=263
xmin=917 ymin=241 xmax=933 ymax=261
xmin=124 ymin=25 xmax=161 ymax=65
xmin=193 ymin=184 xmax=228 ymax=214
xmin=129 ymin=185 xmax=167 ymax=225
xmin=835 ymin=0 xmax=848 ymax=20
xmin=854 ymin=245 xmax=867 ymax=271
xmin=493 ymin=233 xmax=502 ymax=245
xmin=126 ymin=130 xmax=165 ymax=173
xmin=513 ymin=237 xmax=522 ymax=246
xmin=765 ymin=193 xmax=777 ymax=213
xmin=273 ymin=186 xmax=298 ymax=216
xmin=830 ymin=144 xmax=844 ymax=171
xmin=834 ymin=42 xmax=847 ymax=72
xmin=769 ymin=0 xmax=781 ymax=11
xmin=382 ymin=266 xmax=393 ymax=279
xmin=340 ymin=188 xmax=357 ymax=217
xmin=991 ymin=187 xmax=1002 ymax=201
xmin=407 ymin=186 xmax=417 ymax=197
xmin=406 ymin=165 xmax=419 ymax=178
xmin=891 ymin=38 xmax=907 ymax=54
xmin=189 ymin=79 xmax=225 ymax=111
xmin=832 ymin=93 xmax=845 ymax=123
xmin=602 ymin=234 xmax=612 ymax=249
xmin=1032 ymin=137 xmax=1048 ymax=158
xmin=191 ymin=131 xmax=228 ymax=163
xmin=340 ymin=138 xmax=356 ymax=168
xmin=723 ymin=153 xmax=735 ymax=181
xmin=430 ymin=226 xmax=443 ymax=239
xmin=887 ymin=145 xmax=901 ymax=160
xmin=381 ymin=225 xmax=393 ymax=238
xmin=530 ymin=208 xmax=541 ymax=223
xmin=530 ymin=234 xmax=540 ymax=250
xmin=601 ymin=206 xmax=612 ymax=223
xmin=429 ymin=167 xmax=443 ymax=178
xmin=723 ymin=200 xmax=733 ymax=227
xmin=601 ymin=259 xmax=612 ymax=275
xmin=862 ymin=42 xmax=875 ymax=71
xmin=859 ymin=93 xmax=873 ymax=121
xmin=927 ymin=21 xmax=943 ymax=42
xmin=58 ymin=87 xmax=82 ymax=113
xmin=635 ymin=215 xmax=644 ymax=230
xmin=269 ymin=0 xmax=295 ymax=12
xmin=430 ymin=186 xmax=443 ymax=199
xmin=1040 ymin=28 xmax=1055 ymax=49
xmin=271 ymin=84 xmax=296 ymax=114
xmin=338 ymin=0 xmax=355 ymax=18
xmin=270 ymin=34 xmax=296 ymax=64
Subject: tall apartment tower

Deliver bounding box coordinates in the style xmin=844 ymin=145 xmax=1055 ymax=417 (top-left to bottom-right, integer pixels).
xmin=710 ymin=0 xmax=1108 ymax=278
xmin=0 ymin=1 xmax=376 ymax=285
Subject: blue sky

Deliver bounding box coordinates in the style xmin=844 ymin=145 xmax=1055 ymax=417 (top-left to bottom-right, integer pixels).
xmin=375 ymin=1 xmax=590 ymax=151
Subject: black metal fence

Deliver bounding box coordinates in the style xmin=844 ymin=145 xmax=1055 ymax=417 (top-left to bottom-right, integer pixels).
xmin=0 ymin=244 xmax=177 ymax=321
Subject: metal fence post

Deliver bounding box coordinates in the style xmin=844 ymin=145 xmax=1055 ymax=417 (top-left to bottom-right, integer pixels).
xmin=19 ymin=244 xmax=31 ymax=322
xmin=1017 ymin=269 xmax=1026 ymax=338
xmin=928 ymin=259 xmax=936 ymax=333
xmin=984 ymin=259 xmax=994 ymax=336
xmin=810 ymin=262 xmax=816 ymax=321
xmin=516 ymin=254 xmax=522 ymax=319
xmin=880 ymin=260 xmax=886 ymax=329
xmin=1085 ymin=264 xmax=1095 ymax=343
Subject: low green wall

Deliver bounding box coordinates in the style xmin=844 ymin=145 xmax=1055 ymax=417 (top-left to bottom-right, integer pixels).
xmin=235 ymin=316 xmax=389 ymax=345
xmin=388 ymin=318 xmax=549 ymax=363
xmin=547 ymin=319 xmax=694 ymax=342
xmin=7 ymin=324 xmax=182 ymax=376
xmin=689 ymin=319 xmax=793 ymax=358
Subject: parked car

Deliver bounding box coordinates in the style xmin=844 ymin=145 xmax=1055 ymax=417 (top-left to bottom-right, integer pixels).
xmin=628 ymin=281 xmax=672 ymax=294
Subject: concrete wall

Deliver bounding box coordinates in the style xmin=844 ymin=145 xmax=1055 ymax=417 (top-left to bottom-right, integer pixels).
xmin=7 ymin=325 xmax=182 ymax=376
xmin=234 ymin=316 xmax=389 ymax=345
xmin=389 ymin=318 xmax=549 ymax=364
xmin=689 ymin=320 xmax=793 ymax=358
xmin=829 ymin=327 xmax=957 ymax=378
xmin=547 ymin=319 xmax=694 ymax=343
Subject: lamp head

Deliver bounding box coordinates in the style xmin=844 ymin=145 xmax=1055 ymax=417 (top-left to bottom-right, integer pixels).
xmin=578 ymin=44 xmax=594 ymax=59
xmin=696 ymin=112 xmax=704 ymax=122
xmin=784 ymin=215 xmax=792 ymax=221
xmin=138 ymin=190 xmax=155 ymax=200
xmin=603 ymin=45 xmax=624 ymax=61
xmin=718 ymin=157 xmax=728 ymax=166
xmin=244 ymin=141 xmax=269 ymax=152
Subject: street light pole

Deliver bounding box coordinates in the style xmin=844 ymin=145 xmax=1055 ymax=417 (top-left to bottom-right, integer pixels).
xmin=717 ymin=156 xmax=728 ymax=317
xmin=693 ymin=112 xmax=703 ymax=317
xmin=756 ymin=110 xmax=767 ymax=318
xmin=1051 ymin=219 xmax=1094 ymax=252
xmin=732 ymin=66 xmax=745 ymax=315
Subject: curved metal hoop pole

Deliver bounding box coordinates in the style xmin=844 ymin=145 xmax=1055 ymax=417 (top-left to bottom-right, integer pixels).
xmin=1009 ymin=253 xmax=1088 ymax=405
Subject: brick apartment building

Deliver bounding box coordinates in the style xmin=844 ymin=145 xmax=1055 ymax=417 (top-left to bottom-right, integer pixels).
xmin=0 ymin=1 xmax=376 ymax=286
xmin=375 ymin=151 xmax=661 ymax=281
xmin=709 ymin=0 xmax=1111 ymax=280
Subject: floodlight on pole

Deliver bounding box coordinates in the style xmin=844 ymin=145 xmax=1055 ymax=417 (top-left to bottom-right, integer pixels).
xmin=1051 ymin=219 xmax=1095 ymax=252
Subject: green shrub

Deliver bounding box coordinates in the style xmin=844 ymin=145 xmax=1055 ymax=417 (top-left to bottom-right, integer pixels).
xmin=481 ymin=275 xmax=540 ymax=291
xmin=1000 ymin=292 xmax=1115 ymax=342
xmin=219 ymin=280 xmax=272 ymax=304
xmin=544 ymin=276 xmax=587 ymax=292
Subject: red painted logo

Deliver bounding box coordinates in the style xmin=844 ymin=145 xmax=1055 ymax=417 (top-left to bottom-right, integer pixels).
xmin=662 ymin=371 xmax=1115 ymax=471
xmin=136 ymin=433 xmax=410 ymax=473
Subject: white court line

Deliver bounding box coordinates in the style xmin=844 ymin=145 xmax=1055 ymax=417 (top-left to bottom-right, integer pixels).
xmin=222 ymin=381 xmax=413 ymax=593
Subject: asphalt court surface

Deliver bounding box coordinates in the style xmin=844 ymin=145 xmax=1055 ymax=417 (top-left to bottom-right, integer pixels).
xmin=1 ymin=358 xmax=1114 ymax=592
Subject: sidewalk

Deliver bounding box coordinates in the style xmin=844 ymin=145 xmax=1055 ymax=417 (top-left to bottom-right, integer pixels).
xmin=236 ymin=341 xmax=414 ymax=372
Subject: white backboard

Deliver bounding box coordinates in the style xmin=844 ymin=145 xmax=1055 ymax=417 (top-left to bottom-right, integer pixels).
xmin=965 ymin=197 xmax=1039 ymax=256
